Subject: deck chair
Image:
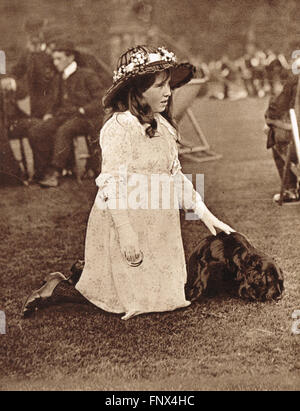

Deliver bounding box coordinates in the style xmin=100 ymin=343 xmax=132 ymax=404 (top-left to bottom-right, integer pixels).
xmin=173 ymin=78 xmax=222 ymax=163
xmin=268 ymin=109 xmax=300 ymax=205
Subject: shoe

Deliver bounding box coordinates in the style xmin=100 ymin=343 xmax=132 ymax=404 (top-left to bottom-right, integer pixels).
xmin=22 ymin=272 xmax=68 ymax=318
xmin=30 ymin=172 xmax=44 ymax=183
xmin=273 ymin=189 xmax=300 ymax=204
xmin=39 ymin=171 xmax=59 ymax=187
xmin=68 ymin=260 xmax=85 ymax=285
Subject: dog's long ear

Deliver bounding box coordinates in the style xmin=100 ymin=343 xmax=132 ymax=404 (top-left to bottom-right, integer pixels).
xmin=234 ymin=253 xmax=259 ymax=284
xmin=235 ymin=269 xmax=244 ymax=281
xmin=187 ymin=238 xmax=210 ymax=284
xmin=266 ymin=262 xmax=285 ymax=298
xmin=234 ymin=253 xmax=250 ymax=281
xmin=186 ymin=251 xmax=208 ymax=301
xmin=235 ymin=252 xmax=261 ymax=275
xmin=186 ymin=239 xmax=212 ymax=301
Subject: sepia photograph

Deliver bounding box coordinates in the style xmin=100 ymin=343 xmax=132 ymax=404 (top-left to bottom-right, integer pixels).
xmin=0 ymin=0 xmax=300 ymax=393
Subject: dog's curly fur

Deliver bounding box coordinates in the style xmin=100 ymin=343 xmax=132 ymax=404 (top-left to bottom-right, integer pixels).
xmin=69 ymin=233 xmax=284 ymax=304
xmin=185 ymin=232 xmax=284 ymax=302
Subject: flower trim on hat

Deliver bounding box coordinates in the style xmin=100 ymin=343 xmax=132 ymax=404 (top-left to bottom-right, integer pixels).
xmin=113 ymin=47 xmax=177 ymax=83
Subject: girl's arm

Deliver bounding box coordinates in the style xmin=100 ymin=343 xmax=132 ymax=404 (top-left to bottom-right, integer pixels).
xmin=95 ymin=115 xmax=142 ymax=263
xmin=174 ymin=169 xmax=234 ymax=235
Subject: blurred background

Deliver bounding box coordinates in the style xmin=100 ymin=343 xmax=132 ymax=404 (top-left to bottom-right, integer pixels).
xmin=2 ymin=0 xmax=300 ymax=182
xmin=1 ymin=0 xmax=300 ymax=69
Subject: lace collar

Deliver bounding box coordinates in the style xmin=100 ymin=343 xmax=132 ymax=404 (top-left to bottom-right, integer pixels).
xmin=114 ymin=111 xmax=180 ymax=141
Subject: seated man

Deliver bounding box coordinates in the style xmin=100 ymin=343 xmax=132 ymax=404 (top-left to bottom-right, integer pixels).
xmin=0 ymin=18 xmax=58 ymax=181
xmin=265 ymin=73 xmax=300 ymax=203
xmin=1 ymin=17 xmax=56 ymax=119
xmin=28 ymin=40 xmax=104 ymax=187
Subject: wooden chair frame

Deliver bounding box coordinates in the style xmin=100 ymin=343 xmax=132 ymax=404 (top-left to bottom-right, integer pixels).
xmin=174 ymin=79 xmax=222 ymax=163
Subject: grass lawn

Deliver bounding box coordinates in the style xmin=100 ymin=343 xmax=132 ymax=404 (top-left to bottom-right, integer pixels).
xmin=0 ymin=97 xmax=300 ymax=391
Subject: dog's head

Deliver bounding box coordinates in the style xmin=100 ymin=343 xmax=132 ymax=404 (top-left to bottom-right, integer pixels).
xmin=237 ymin=254 xmax=284 ymax=301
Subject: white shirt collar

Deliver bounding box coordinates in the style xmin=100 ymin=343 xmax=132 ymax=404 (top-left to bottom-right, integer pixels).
xmin=62 ymin=61 xmax=77 ymax=80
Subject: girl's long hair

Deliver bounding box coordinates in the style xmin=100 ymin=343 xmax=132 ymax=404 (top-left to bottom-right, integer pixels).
xmin=103 ymin=70 xmax=178 ymax=138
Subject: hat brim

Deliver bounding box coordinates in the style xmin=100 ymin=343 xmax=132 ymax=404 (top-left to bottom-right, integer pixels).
xmin=103 ymin=62 xmax=196 ymax=109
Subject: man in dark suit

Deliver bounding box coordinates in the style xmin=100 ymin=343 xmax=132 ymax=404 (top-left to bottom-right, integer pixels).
xmin=43 ymin=26 xmax=111 ymax=89
xmin=1 ymin=17 xmax=56 ymax=119
xmin=265 ymin=73 xmax=300 ymax=203
xmin=28 ymin=40 xmax=104 ymax=187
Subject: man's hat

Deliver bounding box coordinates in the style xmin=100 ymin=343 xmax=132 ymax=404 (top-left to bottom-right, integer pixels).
xmin=52 ymin=39 xmax=77 ymax=54
xmin=103 ymin=45 xmax=196 ymax=109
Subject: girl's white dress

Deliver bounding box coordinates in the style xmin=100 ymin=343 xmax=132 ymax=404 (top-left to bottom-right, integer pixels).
xmin=76 ymin=111 xmax=203 ymax=320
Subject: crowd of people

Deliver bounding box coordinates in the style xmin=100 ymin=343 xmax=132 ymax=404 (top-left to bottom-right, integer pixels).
xmin=194 ymin=42 xmax=300 ymax=205
xmin=0 ymin=17 xmax=298 ymax=204
xmin=195 ymin=43 xmax=291 ymax=101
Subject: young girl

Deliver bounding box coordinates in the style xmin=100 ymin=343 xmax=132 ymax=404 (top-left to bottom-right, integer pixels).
xmin=74 ymin=46 xmax=234 ymax=320
xmin=23 ymin=45 xmax=234 ymax=320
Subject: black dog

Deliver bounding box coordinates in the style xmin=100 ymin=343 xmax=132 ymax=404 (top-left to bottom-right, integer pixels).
xmin=185 ymin=232 xmax=284 ymax=302
xmin=22 ymin=233 xmax=284 ymax=318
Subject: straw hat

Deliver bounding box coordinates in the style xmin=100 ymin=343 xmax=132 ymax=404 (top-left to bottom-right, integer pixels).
xmin=103 ymin=45 xmax=196 ymax=108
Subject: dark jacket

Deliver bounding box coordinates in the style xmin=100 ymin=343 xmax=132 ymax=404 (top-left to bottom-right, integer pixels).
xmin=76 ymin=51 xmax=111 ymax=89
xmin=47 ymin=66 xmax=104 ymax=127
xmin=266 ymin=74 xmax=298 ymax=119
xmin=11 ymin=50 xmax=56 ymax=118
xmin=265 ymin=74 xmax=298 ymax=148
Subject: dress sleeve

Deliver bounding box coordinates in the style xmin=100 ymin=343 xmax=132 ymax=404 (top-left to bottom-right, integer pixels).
xmin=95 ymin=114 xmax=132 ymax=208
xmin=100 ymin=115 xmax=132 ymax=172
xmin=172 ymin=160 xmax=205 ymax=218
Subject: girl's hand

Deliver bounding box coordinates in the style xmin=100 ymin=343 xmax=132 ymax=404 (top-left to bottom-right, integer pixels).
xmin=201 ymin=208 xmax=235 ymax=236
xmin=117 ymin=224 xmax=143 ymax=265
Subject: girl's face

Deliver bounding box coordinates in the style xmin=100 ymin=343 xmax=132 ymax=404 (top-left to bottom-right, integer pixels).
xmin=142 ymin=71 xmax=171 ymax=113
